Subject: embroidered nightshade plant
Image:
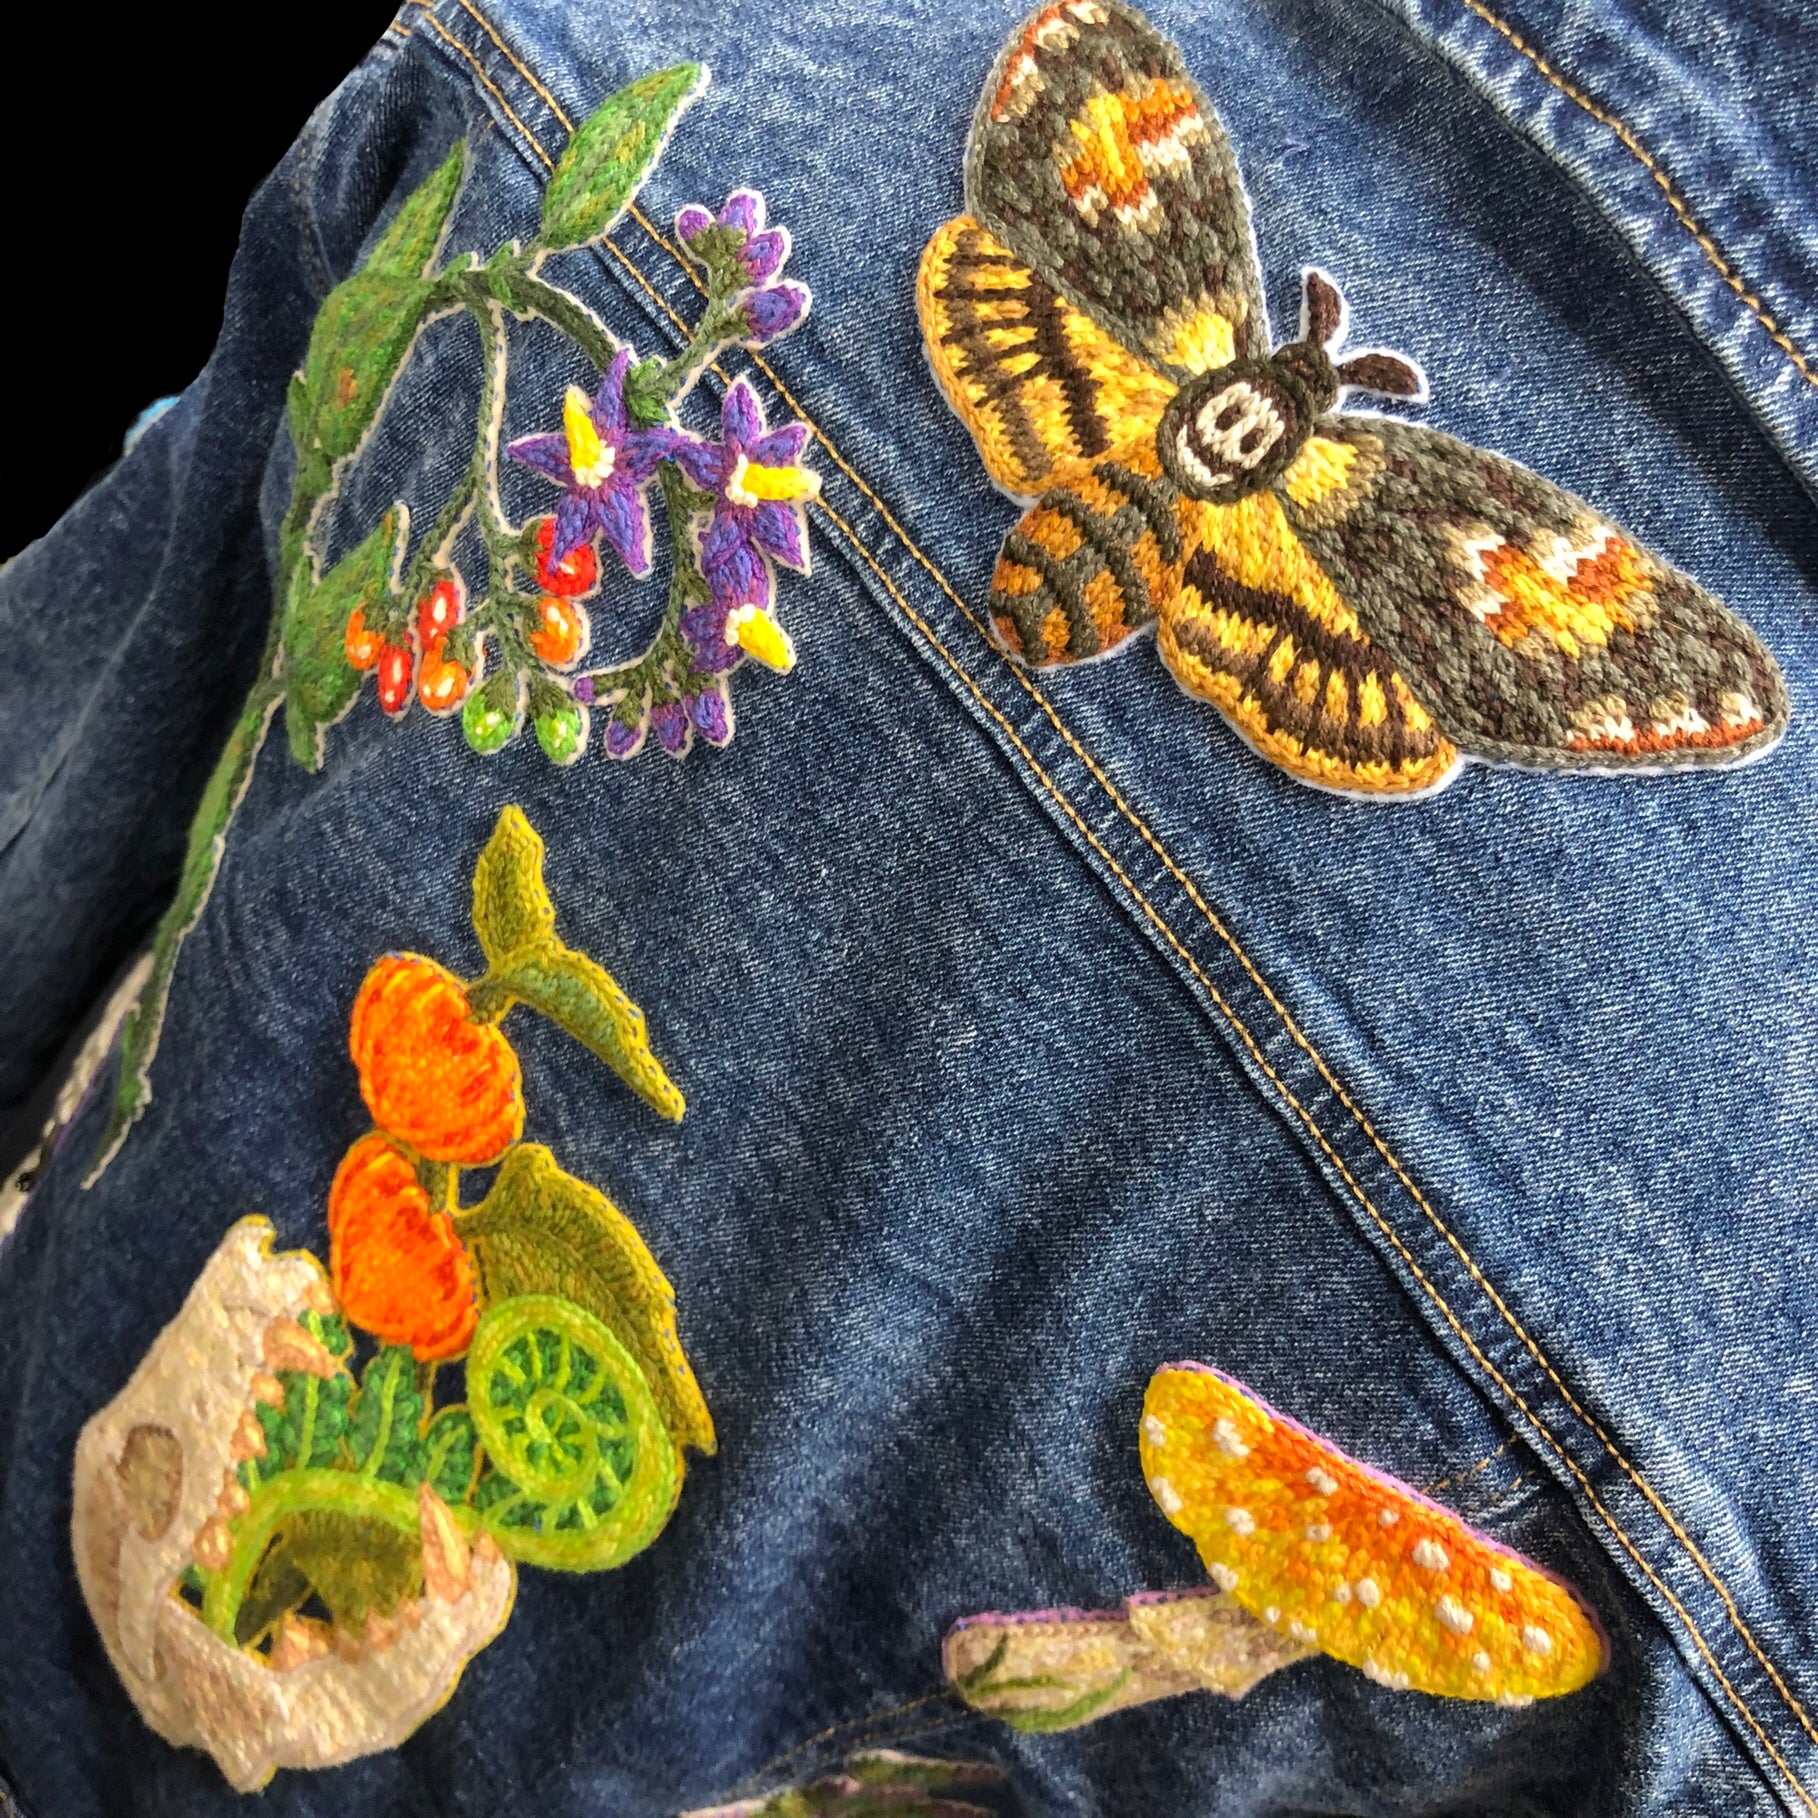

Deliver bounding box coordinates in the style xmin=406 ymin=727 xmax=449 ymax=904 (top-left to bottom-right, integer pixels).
xmin=73 ymin=809 xmax=714 ymax=1788
xmin=91 ymin=65 xmax=818 ymax=1180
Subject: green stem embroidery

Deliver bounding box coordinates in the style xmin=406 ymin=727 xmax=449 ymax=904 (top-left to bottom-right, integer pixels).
xmin=89 ymin=66 xmax=816 ymax=1179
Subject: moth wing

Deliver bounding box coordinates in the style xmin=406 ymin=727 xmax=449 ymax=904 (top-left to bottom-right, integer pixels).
xmin=1275 ymin=420 xmax=1790 ymax=771
xmin=1159 ymin=490 xmax=1463 ymax=797
xmin=966 ymin=1 xmax=1268 ymax=381
xmin=989 ymin=442 xmax=1188 ymax=665
xmin=919 ymin=215 xmax=1177 ymax=500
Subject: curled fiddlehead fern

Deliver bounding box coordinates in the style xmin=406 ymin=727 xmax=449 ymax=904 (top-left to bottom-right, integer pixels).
xmin=469 ymin=1294 xmax=678 ymax=1570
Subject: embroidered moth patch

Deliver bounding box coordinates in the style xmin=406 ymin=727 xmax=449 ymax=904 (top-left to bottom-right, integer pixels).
xmin=919 ymin=1 xmax=1789 ymax=797
xmin=72 ymin=809 xmax=712 ymax=1789
xmin=947 ymin=1362 xmax=1604 ymax=1729
xmin=92 ymin=64 xmax=818 ymax=1182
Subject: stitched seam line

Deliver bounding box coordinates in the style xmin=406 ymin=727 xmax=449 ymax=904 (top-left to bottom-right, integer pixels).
xmin=1460 ymin=0 xmax=1818 ymax=393
xmin=413 ymin=11 xmax=1818 ymax=1793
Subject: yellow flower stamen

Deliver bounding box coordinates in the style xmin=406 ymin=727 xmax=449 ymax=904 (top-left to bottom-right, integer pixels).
xmin=564 ymin=384 xmax=615 ymax=487
xmin=725 ymin=604 xmax=796 ymax=674
xmin=726 ymin=452 xmax=820 ymax=508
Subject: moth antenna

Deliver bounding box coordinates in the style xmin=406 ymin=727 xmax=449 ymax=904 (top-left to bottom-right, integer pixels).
xmin=1301 ymin=269 xmax=1346 ymax=349
xmin=1335 ymin=352 xmax=1425 ymax=398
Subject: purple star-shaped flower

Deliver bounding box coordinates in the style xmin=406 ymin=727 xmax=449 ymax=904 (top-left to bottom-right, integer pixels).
xmin=507 ymin=349 xmax=670 ymax=573
xmin=666 ymin=380 xmax=816 ymax=670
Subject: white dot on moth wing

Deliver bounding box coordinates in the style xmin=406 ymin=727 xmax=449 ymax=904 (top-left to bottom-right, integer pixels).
xmin=1305 ymin=1522 xmax=1332 ymax=1542
xmin=1355 ymin=1578 xmax=1382 ymax=1608
xmin=1151 ymin=1476 xmax=1184 ymax=1515
xmin=1435 ymin=1595 xmax=1474 ymax=1635
xmin=1489 ymin=1568 xmax=1513 ymax=1594
xmin=1331 ymin=1582 xmax=1353 ymax=1604
xmin=1377 ymin=1508 xmax=1399 ymax=1527
xmin=1288 ymin=1620 xmax=1318 ymax=1643
xmin=1497 ymin=1692 xmax=1535 ymax=1709
xmin=1209 ymin=1562 xmax=1239 ymax=1591
xmin=1212 ymin=1416 xmax=1250 ymax=1458
xmin=1305 ymin=1467 xmax=1338 ymax=1496
xmin=1262 ymin=1605 xmax=1280 ymax=1624
xmin=1142 ymin=1414 xmax=1167 ymax=1447
xmin=1224 ymin=1506 xmax=1256 ymax=1535
xmin=1521 ymin=1624 xmax=1553 ymax=1656
xmin=1411 ymin=1539 xmax=1450 ymax=1572
xmin=1472 ymin=1650 xmax=1492 ymax=1674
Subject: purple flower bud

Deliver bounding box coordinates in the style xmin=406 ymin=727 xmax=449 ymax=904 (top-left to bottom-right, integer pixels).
xmin=718 ymin=190 xmax=761 ymax=236
xmin=604 ymin=717 xmax=644 ymax=758
xmin=741 ymin=228 xmax=787 ymax=283
xmin=652 ymin=700 xmax=690 ymax=755
xmin=572 ymin=674 xmax=597 ymax=705
xmin=675 ymin=203 xmax=713 ymax=243
xmin=689 ymin=687 xmax=732 ymax=747
xmin=742 ymin=281 xmax=810 ymax=345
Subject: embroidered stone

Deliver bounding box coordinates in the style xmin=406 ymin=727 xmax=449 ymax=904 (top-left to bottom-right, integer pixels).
xmin=93 ymin=63 xmax=818 ymax=1180
xmin=918 ymin=2 xmax=1788 ymax=799
xmin=72 ymin=809 xmax=712 ymax=1787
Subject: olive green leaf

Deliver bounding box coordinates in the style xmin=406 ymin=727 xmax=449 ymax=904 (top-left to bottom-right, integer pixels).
xmin=365 ymin=140 xmax=466 ymax=279
xmin=470 ymin=804 xmax=558 ymax=969
xmin=458 ymin=1145 xmax=715 ymax=1455
xmin=538 ymin=65 xmax=705 ymax=251
xmin=234 ymin=1510 xmax=422 ymax=1645
xmin=282 ymin=505 xmax=406 ymax=769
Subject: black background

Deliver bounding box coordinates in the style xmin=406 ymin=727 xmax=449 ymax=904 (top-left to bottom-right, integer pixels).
xmin=2 ymin=7 xmax=395 ymax=562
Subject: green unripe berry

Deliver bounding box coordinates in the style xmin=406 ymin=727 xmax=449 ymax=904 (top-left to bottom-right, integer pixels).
xmin=463 ymin=676 xmax=518 ymax=754
xmin=535 ymin=700 xmax=585 ymax=765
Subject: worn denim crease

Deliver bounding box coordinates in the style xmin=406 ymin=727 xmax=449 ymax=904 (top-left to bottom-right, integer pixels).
xmin=1455 ymin=0 xmax=1818 ymax=395
xmin=401 ymin=3 xmax=1818 ymax=1805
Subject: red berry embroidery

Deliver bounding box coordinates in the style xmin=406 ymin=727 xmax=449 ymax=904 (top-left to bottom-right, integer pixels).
xmin=534 ymin=518 xmax=599 ymax=598
xmin=344 ymin=606 xmax=382 ymax=671
xmin=529 ymin=596 xmax=585 ymax=667
xmin=376 ymin=642 xmax=415 ymax=716
xmin=417 ymin=578 xmax=463 ymax=647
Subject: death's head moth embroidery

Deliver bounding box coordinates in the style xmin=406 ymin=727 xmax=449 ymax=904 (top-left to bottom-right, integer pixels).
xmin=918 ymin=1 xmax=1790 ymax=797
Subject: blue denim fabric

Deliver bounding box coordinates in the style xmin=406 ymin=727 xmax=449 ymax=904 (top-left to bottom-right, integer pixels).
xmin=0 ymin=2 xmax=1813 ymax=1815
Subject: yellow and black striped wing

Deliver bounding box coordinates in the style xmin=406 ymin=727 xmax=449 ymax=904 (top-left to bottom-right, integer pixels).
xmin=1157 ymin=454 xmax=1463 ymax=797
xmin=919 ymin=215 xmax=1177 ymax=500
xmin=989 ymin=443 xmax=1186 ymax=664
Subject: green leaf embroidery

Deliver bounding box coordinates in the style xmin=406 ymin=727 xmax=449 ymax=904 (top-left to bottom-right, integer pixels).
xmin=364 ymin=142 xmax=466 ymax=280
xmin=421 ymin=1405 xmax=481 ymax=1504
xmin=282 ymin=505 xmax=406 ymax=768
xmin=345 ymin=1344 xmax=427 ymax=1484
xmin=470 ymin=803 xmax=558 ymax=969
xmin=538 ymin=65 xmax=705 ymax=251
xmin=293 ymin=272 xmax=436 ymax=469
xmin=458 ymin=1145 xmax=714 ymax=1455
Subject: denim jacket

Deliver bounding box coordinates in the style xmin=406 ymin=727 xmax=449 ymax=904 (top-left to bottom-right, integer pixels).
xmin=1 ymin=2 xmax=1813 ymax=1814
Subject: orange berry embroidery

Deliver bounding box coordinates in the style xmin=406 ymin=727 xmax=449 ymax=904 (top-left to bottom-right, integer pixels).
xmin=349 ymin=954 xmax=524 ymax=1164
xmin=343 ymin=606 xmax=382 ymax=671
xmin=1140 ymin=1364 xmax=1606 ymax=1703
xmin=417 ymin=644 xmax=475 ymax=713
xmin=327 ymin=1132 xmax=479 ymax=1360
xmin=529 ymin=595 xmax=586 ymax=667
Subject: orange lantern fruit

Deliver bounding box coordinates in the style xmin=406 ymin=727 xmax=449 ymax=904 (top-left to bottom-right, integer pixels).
xmin=349 ymin=954 xmax=524 ymax=1164
xmin=327 ymin=1132 xmax=479 ymax=1360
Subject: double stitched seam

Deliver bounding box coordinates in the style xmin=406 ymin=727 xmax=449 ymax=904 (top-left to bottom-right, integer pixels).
xmin=415 ymin=8 xmax=1818 ymax=1796
xmin=1460 ymin=0 xmax=1818 ymax=394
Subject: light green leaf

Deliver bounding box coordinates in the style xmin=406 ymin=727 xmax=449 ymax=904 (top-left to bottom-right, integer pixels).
xmin=538 ymin=65 xmax=705 ymax=251
xmin=281 ymin=505 xmax=406 ymax=769
xmin=494 ymin=938 xmax=685 ymax=1122
xmin=458 ymin=1145 xmax=714 ymax=1454
xmin=470 ymin=805 xmax=557 ymax=969
xmin=293 ymin=271 xmax=434 ymax=467
xmin=365 ymin=141 xmax=466 ymax=279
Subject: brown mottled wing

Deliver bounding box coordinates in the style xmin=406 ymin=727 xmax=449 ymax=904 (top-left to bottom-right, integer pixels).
xmin=1275 ymin=420 xmax=1790 ymax=771
xmin=966 ymin=2 xmax=1267 ymax=382
xmin=990 ymin=444 xmax=1187 ymax=664
xmin=1158 ymin=489 xmax=1462 ymax=796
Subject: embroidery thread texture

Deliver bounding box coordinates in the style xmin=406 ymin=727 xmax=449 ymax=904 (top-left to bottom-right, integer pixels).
xmin=948 ymin=1361 xmax=1605 ymax=1728
xmin=72 ymin=808 xmax=711 ymax=1788
xmin=681 ymin=1751 xmax=1011 ymax=1818
xmin=91 ymin=65 xmax=817 ymax=1179
xmin=918 ymin=1 xmax=1788 ymax=799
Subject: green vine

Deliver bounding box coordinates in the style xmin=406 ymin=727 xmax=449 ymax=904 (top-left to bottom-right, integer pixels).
xmin=92 ymin=64 xmax=818 ymax=1180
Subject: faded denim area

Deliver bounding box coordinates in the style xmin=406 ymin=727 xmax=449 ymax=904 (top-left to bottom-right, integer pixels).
xmin=0 ymin=0 xmax=1813 ymax=1814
